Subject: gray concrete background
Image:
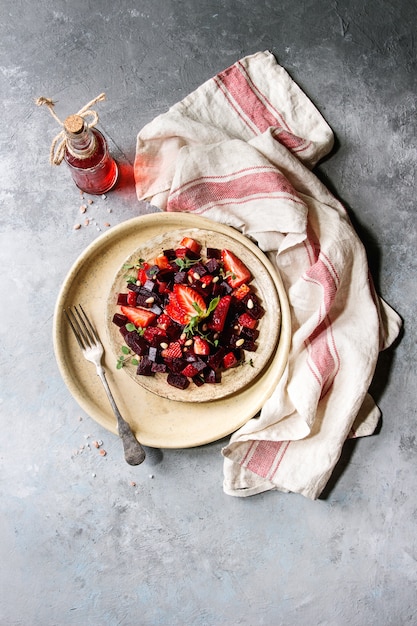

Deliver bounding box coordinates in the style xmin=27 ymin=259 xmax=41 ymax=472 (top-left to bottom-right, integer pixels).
xmin=1 ymin=1 xmax=416 ymax=625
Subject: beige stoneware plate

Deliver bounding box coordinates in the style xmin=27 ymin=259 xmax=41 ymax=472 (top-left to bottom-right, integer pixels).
xmin=106 ymin=227 xmax=280 ymax=402
xmin=53 ymin=212 xmax=291 ymax=448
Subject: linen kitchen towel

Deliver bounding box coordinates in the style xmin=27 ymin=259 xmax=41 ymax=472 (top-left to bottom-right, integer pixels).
xmin=134 ymin=51 xmax=402 ymax=499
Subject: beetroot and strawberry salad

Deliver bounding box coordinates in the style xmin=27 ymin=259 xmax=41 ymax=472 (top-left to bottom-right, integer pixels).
xmin=112 ymin=236 xmax=265 ymax=390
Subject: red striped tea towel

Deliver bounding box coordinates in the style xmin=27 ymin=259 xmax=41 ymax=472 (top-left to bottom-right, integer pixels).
xmin=134 ymin=51 xmax=402 ymax=499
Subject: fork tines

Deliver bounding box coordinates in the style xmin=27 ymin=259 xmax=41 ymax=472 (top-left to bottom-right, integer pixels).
xmin=64 ymin=305 xmax=99 ymax=350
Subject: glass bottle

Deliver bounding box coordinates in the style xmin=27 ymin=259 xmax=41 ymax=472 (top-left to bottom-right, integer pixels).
xmin=63 ymin=114 xmax=118 ymax=194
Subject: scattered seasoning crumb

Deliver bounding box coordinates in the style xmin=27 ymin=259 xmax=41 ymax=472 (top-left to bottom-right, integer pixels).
xmin=80 ymin=204 xmax=87 ymax=213
xmin=101 ymin=194 xmax=107 ymax=199
xmin=130 ymin=481 xmax=136 ymax=487
xmin=96 ymin=226 xmax=101 ymax=232
xmin=92 ymin=441 xmax=99 ymax=448
xmin=87 ymin=199 xmax=94 ymax=205
xmin=107 ymin=208 xmax=112 ymax=213
xmin=97 ymin=440 xmax=103 ymax=446
xmin=104 ymin=222 xmax=111 ymax=227
xmin=149 ymin=474 xmax=154 ymax=479
xmin=78 ymin=416 xmax=83 ymax=421
xmin=84 ymin=218 xmax=90 ymax=226
xmin=92 ymin=473 xmax=96 ymax=478
xmin=99 ymin=449 xmax=107 ymax=456
xmin=74 ymin=223 xmax=81 ymax=230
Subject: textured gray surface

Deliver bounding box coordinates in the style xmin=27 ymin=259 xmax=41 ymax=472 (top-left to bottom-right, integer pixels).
xmin=1 ymin=1 xmax=416 ymax=625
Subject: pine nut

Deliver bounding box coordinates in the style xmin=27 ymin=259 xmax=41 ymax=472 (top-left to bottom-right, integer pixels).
xmin=247 ymin=298 xmax=254 ymax=309
xmin=236 ymin=338 xmax=245 ymax=347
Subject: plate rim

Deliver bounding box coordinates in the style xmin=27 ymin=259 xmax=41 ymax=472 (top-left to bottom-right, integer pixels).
xmin=53 ymin=212 xmax=291 ymax=448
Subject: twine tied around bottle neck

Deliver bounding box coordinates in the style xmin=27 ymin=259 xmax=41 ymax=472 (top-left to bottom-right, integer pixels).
xmin=35 ymin=93 xmax=106 ymax=165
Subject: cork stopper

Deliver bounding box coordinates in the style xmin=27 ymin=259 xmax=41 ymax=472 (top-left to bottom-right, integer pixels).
xmin=64 ymin=114 xmax=85 ymax=134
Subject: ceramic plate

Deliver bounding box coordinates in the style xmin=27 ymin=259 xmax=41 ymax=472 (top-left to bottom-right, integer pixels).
xmin=106 ymin=227 xmax=281 ymax=402
xmin=53 ymin=212 xmax=291 ymax=448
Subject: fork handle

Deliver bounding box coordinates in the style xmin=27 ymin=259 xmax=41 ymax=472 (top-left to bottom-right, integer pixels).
xmin=96 ymin=366 xmax=146 ymax=466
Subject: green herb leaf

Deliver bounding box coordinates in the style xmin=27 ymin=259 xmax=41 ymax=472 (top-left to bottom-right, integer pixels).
xmin=125 ymin=323 xmax=136 ymax=332
xmin=174 ymin=256 xmax=201 ymax=271
xmin=121 ymin=345 xmax=130 ymax=355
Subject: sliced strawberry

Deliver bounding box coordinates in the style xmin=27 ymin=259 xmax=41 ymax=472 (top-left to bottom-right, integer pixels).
xmin=208 ymin=295 xmax=231 ymax=332
xmin=179 ymin=236 xmax=202 ymax=255
xmin=238 ymin=312 xmax=258 ymax=329
xmin=127 ymin=291 xmax=137 ymax=306
xmin=165 ymin=299 xmax=190 ymax=325
xmin=221 ymin=249 xmax=251 ymax=288
xmin=137 ymin=262 xmax=150 ymax=285
xmin=154 ymin=254 xmax=171 ymax=270
xmin=161 ymin=341 xmax=183 ymax=359
xmin=173 ymin=284 xmax=207 ymax=320
xmin=143 ymin=326 xmax=167 ymax=344
xmin=232 ymin=283 xmax=250 ymax=300
xmin=175 ymin=247 xmax=188 ymax=259
xmin=120 ymin=306 xmax=157 ymax=328
xmin=157 ymin=313 xmax=173 ymax=330
xmin=193 ymin=336 xmax=210 ymax=355
xmin=223 ymin=351 xmax=238 ymax=369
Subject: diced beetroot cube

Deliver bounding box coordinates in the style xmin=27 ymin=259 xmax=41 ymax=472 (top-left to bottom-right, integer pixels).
xmin=143 ymin=277 xmax=158 ymax=291
xmin=150 ymin=303 xmax=163 ymax=316
xmin=168 ymin=358 xmax=188 ymax=373
xmin=163 ymin=248 xmax=176 ymax=260
xmin=240 ymin=327 xmax=259 ymax=341
xmin=206 ymin=247 xmax=221 ymax=259
xmin=148 ymin=346 xmax=158 ymax=361
xmin=174 ymin=271 xmax=188 ymax=284
xmin=204 ymin=368 xmax=220 ymax=384
xmin=112 ymin=313 xmax=128 ymax=327
xmin=151 ymin=362 xmax=167 ymax=373
xmin=145 ymin=267 xmax=159 ymax=281
xmin=205 ymin=257 xmax=221 ymax=273
xmin=126 ymin=282 xmax=141 ymax=292
xmin=241 ymin=339 xmax=257 ymax=351
xmin=192 ymin=374 xmax=205 ymax=387
xmin=167 ymin=372 xmax=190 ymax=389
xmin=117 ymin=293 xmax=128 ymax=306
xmin=125 ymin=332 xmax=148 ymax=356
xmin=207 ymin=347 xmax=226 ymax=371
xmin=136 ymin=356 xmax=154 ymax=376
xmin=191 ymin=262 xmax=208 ymax=277
xmin=242 ymin=293 xmax=265 ymax=319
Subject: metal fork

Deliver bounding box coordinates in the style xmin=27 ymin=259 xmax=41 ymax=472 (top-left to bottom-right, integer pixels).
xmin=64 ymin=305 xmax=146 ymax=466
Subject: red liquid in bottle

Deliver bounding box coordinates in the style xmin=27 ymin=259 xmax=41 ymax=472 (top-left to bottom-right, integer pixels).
xmin=64 ymin=116 xmax=118 ymax=194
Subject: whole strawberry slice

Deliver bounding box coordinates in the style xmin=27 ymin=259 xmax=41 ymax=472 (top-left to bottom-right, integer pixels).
xmin=161 ymin=341 xmax=183 ymax=359
xmin=193 ymin=336 xmax=210 ymax=355
xmin=221 ymin=249 xmax=251 ymax=288
xmin=120 ymin=305 xmax=157 ymax=328
xmin=168 ymin=284 xmax=207 ymax=325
